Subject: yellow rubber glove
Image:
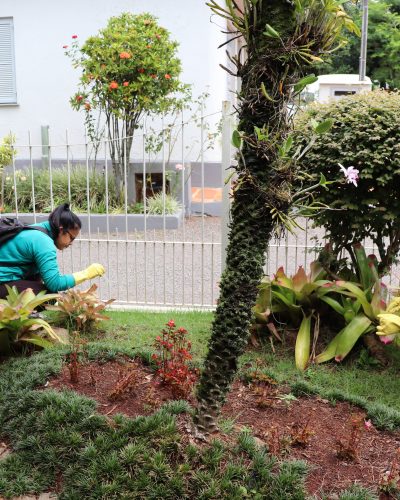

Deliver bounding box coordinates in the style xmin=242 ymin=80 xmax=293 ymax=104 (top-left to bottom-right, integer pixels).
xmin=73 ymin=263 xmax=105 ymax=285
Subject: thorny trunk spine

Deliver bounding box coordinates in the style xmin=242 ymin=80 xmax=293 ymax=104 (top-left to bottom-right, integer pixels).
xmin=195 ymin=184 xmax=275 ymax=432
xmin=194 ymin=0 xmax=353 ymax=434
xmin=194 ymin=0 xmax=297 ymax=434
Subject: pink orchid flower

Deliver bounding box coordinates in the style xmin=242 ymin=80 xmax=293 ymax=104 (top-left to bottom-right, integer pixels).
xmin=339 ymin=163 xmax=359 ymax=187
xmin=379 ymin=334 xmax=395 ymax=345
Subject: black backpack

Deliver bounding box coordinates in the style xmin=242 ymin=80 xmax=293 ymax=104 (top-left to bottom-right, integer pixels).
xmin=0 ymin=217 xmax=50 ymax=246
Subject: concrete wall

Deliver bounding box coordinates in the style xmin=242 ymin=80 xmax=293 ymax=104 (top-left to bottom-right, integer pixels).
xmin=318 ymin=83 xmax=372 ymax=103
xmin=0 ymin=0 xmax=229 ymax=161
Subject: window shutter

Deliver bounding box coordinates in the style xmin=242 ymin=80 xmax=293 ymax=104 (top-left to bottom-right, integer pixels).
xmin=0 ymin=18 xmax=17 ymax=104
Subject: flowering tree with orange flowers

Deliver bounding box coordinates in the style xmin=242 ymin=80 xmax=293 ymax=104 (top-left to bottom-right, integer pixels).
xmin=65 ymin=12 xmax=188 ymax=196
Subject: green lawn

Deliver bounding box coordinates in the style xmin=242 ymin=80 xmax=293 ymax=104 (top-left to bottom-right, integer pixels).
xmin=102 ymin=310 xmax=214 ymax=358
xmin=103 ymin=310 xmax=400 ymax=428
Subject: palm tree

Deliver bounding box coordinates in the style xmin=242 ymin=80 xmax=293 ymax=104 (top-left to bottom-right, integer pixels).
xmin=194 ymin=0 xmax=359 ymax=435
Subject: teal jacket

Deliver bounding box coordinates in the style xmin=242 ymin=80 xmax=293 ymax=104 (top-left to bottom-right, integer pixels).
xmin=0 ymin=221 xmax=75 ymax=292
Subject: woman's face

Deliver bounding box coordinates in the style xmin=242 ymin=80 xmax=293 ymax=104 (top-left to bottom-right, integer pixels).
xmin=55 ymin=226 xmax=80 ymax=250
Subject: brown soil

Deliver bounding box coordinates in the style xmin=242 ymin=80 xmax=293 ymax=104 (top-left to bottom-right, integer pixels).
xmin=45 ymin=358 xmax=400 ymax=499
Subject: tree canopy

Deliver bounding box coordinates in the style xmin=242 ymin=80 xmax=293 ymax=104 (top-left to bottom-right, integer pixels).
xmin=66 ymin=12 xmax=188 ymax=191
xmin=319 ymin=0 xmax=400 ymax=88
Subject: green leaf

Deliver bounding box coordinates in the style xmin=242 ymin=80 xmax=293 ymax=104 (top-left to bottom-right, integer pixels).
xmin=294 ymin=74 xmax=318 ymax=93
xmin=319 ymin=295 xmax=345 ymax=315
xmin=231 ymin=129 xmax=242 ymax=149
xmin=315 ymin=315 xmax=372 ymax=363
xmin=19 ymin=334 xmax=54 ymax=349
xmin=313 ymin=119 xmax=333 ymax=135
xmin=308 ymin=55 xmax=324 ymax=63
xmin=260 ymin=82 xmax=274 ymax=102
xmin=334 ymin=281 xmax=374 ymax=318
xmin=224 ymin=170 xmax=235 ymax=185
xmin=295 ymin=314 xmax=312 ymax=371
xmin=294 ymin=0 xmax=302 ymax=10
xmin=263 ymin=24 xmax=280 ymax=39
xmin=353 ymin=243 xmax=374 ymax=292
xmin=284 ymin=136 xmax=293 ymax=153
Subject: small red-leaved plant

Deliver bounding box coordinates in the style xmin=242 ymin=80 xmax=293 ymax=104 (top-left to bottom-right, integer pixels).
xmin=336 ymin=414 xmax=371 ymax=462
xmin=379 ymin=447 xmax=400 ymax=495
xmin=152 ymin=320 xmax=198 ymax=398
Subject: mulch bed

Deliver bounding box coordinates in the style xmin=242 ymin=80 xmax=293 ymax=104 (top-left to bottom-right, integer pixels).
xmin=44 ymin=358 xmax=400 ymax=499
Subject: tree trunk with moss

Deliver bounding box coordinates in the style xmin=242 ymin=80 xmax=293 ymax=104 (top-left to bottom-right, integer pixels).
xmin=194 ymin=0 xmax=358 ymax=435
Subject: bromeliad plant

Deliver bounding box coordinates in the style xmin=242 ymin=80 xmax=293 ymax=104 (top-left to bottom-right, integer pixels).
xmin=0 ymin=286 xmax=62 ymax=354
xmin=253 ymin=243 xmax=389 ymax=370
xmin=254 ymin=261 xmax=331 ymax=370
xmin=315 ymin=243 xmax=387 ymax=364
xmin=46 ymin=284 xmax=114 ymax=333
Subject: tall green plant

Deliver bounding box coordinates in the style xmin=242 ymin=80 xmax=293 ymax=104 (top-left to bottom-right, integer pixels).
xmin=194 ymin=0 xmax=358 ymax=435
xmin=65 ymin=13 xmax=188 ymax=196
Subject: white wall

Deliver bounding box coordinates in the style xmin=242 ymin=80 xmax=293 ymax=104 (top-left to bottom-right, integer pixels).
xmin=318 ymin=84 xmax=372 ymax=103
xmin=0 ymin=0 xmax=228 ymax=160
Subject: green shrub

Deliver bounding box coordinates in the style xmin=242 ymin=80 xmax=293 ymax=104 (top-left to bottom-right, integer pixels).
xmin=0 ymin=134 xmax=15 ymax=171
xmin=294 ymin=90 xmax=400 ymax=274
xmin=3 ymin=165 xmax=120 ymax=213
xmin=2 ymin=166 xmax=179 ymax=215
xmin=147 ymin=192 xmax=181 ymax=215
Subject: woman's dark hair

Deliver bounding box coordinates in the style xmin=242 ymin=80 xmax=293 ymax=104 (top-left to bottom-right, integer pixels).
xmin=48 ymin=203 xmax=82 ymax=237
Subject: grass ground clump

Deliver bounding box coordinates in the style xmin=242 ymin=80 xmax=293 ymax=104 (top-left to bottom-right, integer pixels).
xmin=0 ymin=347 xmax=309 ymax=499
xmin=0 ymin=310 xmax=399 ymax=498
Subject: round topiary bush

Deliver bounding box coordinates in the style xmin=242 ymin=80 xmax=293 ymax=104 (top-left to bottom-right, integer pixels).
xmin=294 ymin=90 xmax=400 ymax=274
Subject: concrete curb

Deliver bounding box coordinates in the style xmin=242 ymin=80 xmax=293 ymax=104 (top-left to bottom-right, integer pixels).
xmin=5 ymin=210 xmax=184 ymax=232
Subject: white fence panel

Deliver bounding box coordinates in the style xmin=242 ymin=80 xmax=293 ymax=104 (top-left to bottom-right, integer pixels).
xmin=4 ymin=102 xmax=400 ymax=308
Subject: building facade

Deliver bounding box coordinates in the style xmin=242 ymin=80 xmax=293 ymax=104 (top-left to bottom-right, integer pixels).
xmin=0 ymin=0 xmax=228 ymax=155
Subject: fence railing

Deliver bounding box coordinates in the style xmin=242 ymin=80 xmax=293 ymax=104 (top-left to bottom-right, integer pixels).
xmin=5 ymin=106 xmax=224 ymax=308
xmin=4 ymin=102 xmax=400 ymax=308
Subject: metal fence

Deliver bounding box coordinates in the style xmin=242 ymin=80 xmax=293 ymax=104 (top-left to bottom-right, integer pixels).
xmin=6 ymin=104 xmax=225 ymax=308
xmin=4 ymin=102 xmax=400 ymax=308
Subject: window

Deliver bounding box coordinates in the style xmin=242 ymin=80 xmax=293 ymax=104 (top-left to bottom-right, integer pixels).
xmin=333 ymin=90 xmax=356 ymax=97
xmin=0 ymin=18 xmax=17 ymax=104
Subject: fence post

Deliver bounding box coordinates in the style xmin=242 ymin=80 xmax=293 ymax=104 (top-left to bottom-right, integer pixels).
xmin=41 ymin=125 xmax=49 ymax=170
xmin=221 ymin=100 xmax=232 ymax=274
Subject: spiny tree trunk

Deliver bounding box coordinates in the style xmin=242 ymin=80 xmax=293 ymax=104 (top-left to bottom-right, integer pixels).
xmin=195 ymin=0 xmax=356 ymax=435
